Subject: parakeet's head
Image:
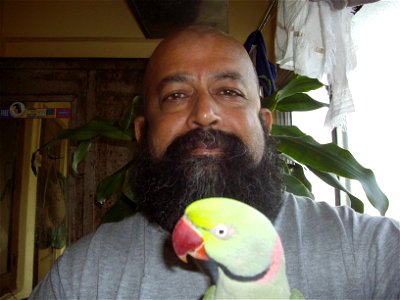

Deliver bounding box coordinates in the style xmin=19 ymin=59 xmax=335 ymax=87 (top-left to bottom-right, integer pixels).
xmin=172 ymin=197 xmax=284 ymax=280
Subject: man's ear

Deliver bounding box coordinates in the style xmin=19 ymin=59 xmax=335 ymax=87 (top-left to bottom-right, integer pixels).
xmin=134 ymin=116 xmax=145 ymax=143
xmin=260 ymin=108 xmax=273 ymax=133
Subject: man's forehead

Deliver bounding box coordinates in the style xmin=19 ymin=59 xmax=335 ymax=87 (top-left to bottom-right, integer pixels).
xmin=149 ymin=28 xmax=246 ymax=66
xmin=155 ymin=70 xmax=248 ymax=93
xmin=144 ymin=27 xmax=259 ymax=94
xmin=158 ymin=26 xmax=236 ymax=49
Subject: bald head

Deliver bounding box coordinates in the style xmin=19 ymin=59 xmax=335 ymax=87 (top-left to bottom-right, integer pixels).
xmin=143 ymin=25 xmax=260 ymax=99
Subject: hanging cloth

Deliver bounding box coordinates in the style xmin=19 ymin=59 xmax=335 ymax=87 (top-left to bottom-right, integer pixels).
xmin=244 ymin=30 xmax=277 ymax=97
xmin=314 ymin=0 xmax=381 ymax=10
xmin=275 ymin=0 xmax=356 ymax=130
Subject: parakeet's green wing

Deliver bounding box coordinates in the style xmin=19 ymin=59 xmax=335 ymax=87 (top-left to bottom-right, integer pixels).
xmin=203 ymin=285 xmax=216 ymax=300
xmin=290 ymin=288 xmax=304 ymax=299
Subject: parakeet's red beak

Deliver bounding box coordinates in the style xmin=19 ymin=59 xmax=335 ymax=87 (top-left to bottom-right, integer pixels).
xmin=172 ymin=216 xmax=209 ymax=263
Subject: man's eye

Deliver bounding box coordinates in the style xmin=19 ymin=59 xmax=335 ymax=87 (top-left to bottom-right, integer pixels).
xmin=218 ymin=89 xmax=243 ymax=97
xmin=163 ymin=92 xmax=187 ymax=102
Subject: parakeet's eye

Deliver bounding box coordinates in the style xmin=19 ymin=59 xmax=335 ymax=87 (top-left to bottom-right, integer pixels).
xmin=211 ymin=224 xmax=234 ymax=240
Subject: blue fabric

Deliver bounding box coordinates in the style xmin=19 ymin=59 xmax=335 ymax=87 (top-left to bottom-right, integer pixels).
xmin=244 ymin=30 xmax=277 ymax=97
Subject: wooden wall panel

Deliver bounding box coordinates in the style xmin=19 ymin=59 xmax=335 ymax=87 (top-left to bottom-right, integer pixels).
xmin=0 ymin=58 xmax=146 ymax=243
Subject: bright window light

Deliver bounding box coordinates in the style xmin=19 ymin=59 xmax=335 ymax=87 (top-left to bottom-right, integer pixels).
xmin=291 ymin=1 xmax=400 ymax=220
xmin=347 ymin=0 xmax=400 ymax=220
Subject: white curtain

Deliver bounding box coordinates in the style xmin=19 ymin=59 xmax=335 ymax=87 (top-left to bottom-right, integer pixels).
xmin=275 ymin=0 xmax=356 ymax=130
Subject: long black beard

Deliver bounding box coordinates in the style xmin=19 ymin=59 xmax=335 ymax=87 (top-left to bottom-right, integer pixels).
xmin=131 ymin=124 xmax=284 ymax=233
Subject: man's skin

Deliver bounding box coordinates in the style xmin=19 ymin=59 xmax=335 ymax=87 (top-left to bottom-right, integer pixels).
xmin=134 ymin=26 xmax=272 ymax=163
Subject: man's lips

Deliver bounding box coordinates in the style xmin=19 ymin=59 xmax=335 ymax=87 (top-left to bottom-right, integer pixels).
xmin=187 ymin=140 xmax=223 ymax=156
xmin=190 ymin=147 xmax=223 ymax=156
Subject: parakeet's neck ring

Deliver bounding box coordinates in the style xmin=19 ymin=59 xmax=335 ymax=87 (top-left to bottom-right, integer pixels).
xmin=216 ymin=261 xmax=269 ymax=282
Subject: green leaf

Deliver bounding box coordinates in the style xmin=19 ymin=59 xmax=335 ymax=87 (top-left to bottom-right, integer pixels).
xmin=259 ymin=75 xmax=273 ymax=95
xmin=121 ymin=167 xmax=136 ymax=203
xmin=71 ymin=141 xmax=92 ymax=175
xmin=262 ymin=94 xmax=277 ymax=111
xmin=280 ymin=159 xmax=290 ymax=173
xmin=283 ymin=173 xmax=314 ymax=199
xmin=49 ymin=225 xmax=67 ymax=249
xmin=32 ymin=116 xmax=134 ymax=176
xmin=264 ymin=75 xmax=323 ymax=110
xmin=272 ymin=124 xmax=307 ymax=137
xmin=132 ymin=94 xmax=144 ymax=118
xmin=96 ymin=167 xmax=127 ymax=205
xmin=275 ymin=93 xmax=329 ymax=112
xmin=288 ymin=163 xmax=312 ymax=191
xmin=41 ymin=118 xmax=133 ymax=149
xmin=119 ymin=95 xmax=142 ymax=131
xmin=272 ymin=125 xmax=389 ymax=215
xmin=95 ymin=161 xmax=135 ymax=204
xmin=309 ymin=167 xmax=364 ymax=213
xmin=101 ymin=196 xmax=137 ymax=223
xmin=276 ymin=74 xmax=323 ymax=100
xmin=88 ymin=118 xmax=133 ymax=140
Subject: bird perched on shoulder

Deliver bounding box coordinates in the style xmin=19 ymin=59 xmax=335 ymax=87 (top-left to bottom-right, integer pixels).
xmin=172 ymin=197 xmax=304 ymax=299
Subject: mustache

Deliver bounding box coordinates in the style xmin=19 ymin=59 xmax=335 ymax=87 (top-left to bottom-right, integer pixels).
xmin=133 ymin=123 xmax=284 ymax=233
xmin=163 ymin=128 xmax=248 ymax=160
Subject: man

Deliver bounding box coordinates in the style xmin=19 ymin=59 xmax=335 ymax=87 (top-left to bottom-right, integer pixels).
xmin=30 ymin=26 xmax=399 ymax=299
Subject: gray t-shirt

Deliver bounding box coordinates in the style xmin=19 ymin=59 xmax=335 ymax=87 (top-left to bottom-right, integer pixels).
xmin=30 ymin=193 xmax=400 ymax=299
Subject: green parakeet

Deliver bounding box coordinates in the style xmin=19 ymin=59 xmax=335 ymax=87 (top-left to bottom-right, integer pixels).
xmin=172 ymin=197 xmax=304 ymax=299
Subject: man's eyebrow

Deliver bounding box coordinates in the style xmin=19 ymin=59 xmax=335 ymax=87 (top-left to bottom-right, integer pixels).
xmin=157 ymin=73 xmax=191 ymax=93
xmin=212 ymin=71 xmax=245 ymax=83
xmin=156 ymin=71 xmax=246 ymax=94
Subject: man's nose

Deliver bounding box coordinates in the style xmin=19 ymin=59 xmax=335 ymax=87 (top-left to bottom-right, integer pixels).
xmin=187 ymin=92 xmax=222 ymax=129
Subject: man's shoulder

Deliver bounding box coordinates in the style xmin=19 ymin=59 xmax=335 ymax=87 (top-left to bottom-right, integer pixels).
xmin=62 ymin=213 xmax=161 ymax=265
xmin=277 ymin=192 xmax=399 ymax=299
xmin=88 ymin=213 xmax=146 ymax=246
xmin=277 ymin=192 xmax=345 ymax=229
xmin=30 ymin=214 xmax=180 ymax=299
xmin=276 ymin=191 xmax=399 ymax=257
xmin=278 ymin=192 xmax=399 ymax=232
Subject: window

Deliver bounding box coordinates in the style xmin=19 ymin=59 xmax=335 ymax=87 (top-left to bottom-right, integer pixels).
xmin=347 ymin=0 xmax=400 ymax=220
xmin=291 ymin=1 xmax=400 ymax=221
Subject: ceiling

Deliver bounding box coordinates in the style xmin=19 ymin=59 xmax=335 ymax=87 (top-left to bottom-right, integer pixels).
xmin=127 ymin=0 xmax=229 ymax=38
